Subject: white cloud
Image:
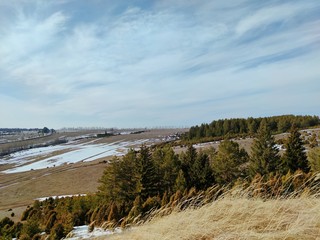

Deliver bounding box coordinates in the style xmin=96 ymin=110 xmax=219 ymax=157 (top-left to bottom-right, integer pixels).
xmin=235 ymin=2 xmax=315 ymax=36
xmin=0 ymin=0 xmax=319 ymax=128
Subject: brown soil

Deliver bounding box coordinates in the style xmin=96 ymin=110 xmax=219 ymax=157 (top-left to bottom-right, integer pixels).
xmin=0 ymin=129 xmax=186 ymax=221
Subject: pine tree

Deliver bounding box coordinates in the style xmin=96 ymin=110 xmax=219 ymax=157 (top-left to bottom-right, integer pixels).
xmin=174 ymin=170 xmax=187 ymax=192
xmin=190 ymin=151 xmax=214 ymax=190
xmin=283 ymin=126 xmax=309 ymax=173
xmin=97 ymin=157 xmax=122 ymax=203
xmin=152 ymin=146 xmax=179 ymax=195
xmin=180 ymin=145 xmax=197 ymax=188
xmin=98 ymin=150 xmax=140 ymax=208
xmin=250 ymin=120 xmax=280 ymax=177
xmin=213 ymin=139 xmax=248 ymax=184
xmin=138 ymin=145 xmax=161 ymax=200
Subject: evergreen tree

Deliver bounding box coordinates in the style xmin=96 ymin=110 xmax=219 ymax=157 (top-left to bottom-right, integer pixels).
xmin=180 ymin=145 xmax=197 ymax=188
xmin=212 ymin=139 xmax=248 ymax=184
xmin=152 ymin=146 xmax=179 ymax=195
xmin=97 ymin=157 xmax=122 ymax=203
xmin=190 ymin=151 xmax=214 ymax=190
xmin=250 ymin=120 xmax=280 ymax=176
xmin=174 ymin=170 xmax=187 ymax=192
xmin=138 ymin=145 xmax=161 ymax=200
xmin=98 ymin=150 xmax=141 ymax=208
xmin=282 ymin=126 xmax=310 ymax=173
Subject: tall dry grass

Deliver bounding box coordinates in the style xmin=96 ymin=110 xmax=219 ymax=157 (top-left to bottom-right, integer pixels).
xmin=96 ymin=173 xmax=320 ymax=240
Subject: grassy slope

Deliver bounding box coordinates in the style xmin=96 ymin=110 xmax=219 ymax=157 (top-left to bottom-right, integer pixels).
xmin=101 ymin=194 xmax=320 ymax=240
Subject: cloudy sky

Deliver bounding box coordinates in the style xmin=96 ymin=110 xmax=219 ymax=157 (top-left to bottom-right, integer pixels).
xmin=0 ymin=0 xmax=319 ymax=128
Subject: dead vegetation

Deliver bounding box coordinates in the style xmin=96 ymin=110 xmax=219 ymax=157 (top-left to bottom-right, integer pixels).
xmin=96 ymin=173 xmax=320 ymax=240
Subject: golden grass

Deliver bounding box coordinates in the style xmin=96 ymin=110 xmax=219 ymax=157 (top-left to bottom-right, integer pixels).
xmin=101 ymin=186 xmax=320 ymax=240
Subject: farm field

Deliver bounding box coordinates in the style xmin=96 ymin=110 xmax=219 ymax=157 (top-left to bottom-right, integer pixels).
xmin=0 ymin=128 xmax=186 ymax=221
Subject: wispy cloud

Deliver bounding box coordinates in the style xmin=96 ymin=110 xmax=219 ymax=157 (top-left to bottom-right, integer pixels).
xmin=0 ymin=0 xmax=319 ymax=128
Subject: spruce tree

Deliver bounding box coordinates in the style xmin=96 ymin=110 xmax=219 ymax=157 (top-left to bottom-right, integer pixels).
xmin=190 ymin=151 xmax=214 ymax=190
xmin=152 ymin=146 xmax=179 ymax=195
xmin=98 ymin=150 xmax=140 ymax=207
xmin=283 ymin=126 xmax=309 ymax=173
xmin=250 ymin=120 xmax=280 ymax=177
xmin=138 ymin=145 xmax=161 ymax=200
xmin=213 ymin=139 xmax=248 ymax=184
xmin=174 ymin=170 xmax=187 ymax=192
xmin=180 ymin=145 xmax=197 ymax=188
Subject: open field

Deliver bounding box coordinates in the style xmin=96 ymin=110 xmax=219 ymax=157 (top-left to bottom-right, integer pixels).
xmin=0 ymin=129 xmax=186 ymax=221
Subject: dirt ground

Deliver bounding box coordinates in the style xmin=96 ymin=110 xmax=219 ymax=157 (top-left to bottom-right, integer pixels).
xmin=0 ymin=129 xmax=186 ymax=221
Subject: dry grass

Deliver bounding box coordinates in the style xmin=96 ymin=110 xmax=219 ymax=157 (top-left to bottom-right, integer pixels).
xmin=99 ymin=183 xmax=320 ymax=240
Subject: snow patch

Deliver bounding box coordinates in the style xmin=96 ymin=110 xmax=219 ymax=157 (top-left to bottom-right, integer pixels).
xmin=35 ymin=194 xmax=87 ymax=202
xmin=1 ymin=139 xmax=150 ymax=174
xmin=65 ymin=225 xmax=122 ymax=239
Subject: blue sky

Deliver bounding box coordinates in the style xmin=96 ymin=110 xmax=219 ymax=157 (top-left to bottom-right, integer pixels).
xmin=0 ymin=0 xmax=319 ymax=128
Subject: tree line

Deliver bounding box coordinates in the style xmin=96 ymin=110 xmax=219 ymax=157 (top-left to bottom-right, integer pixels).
xmin=186 ymin=115 xmax=320 ymax=141
xmin=1 ymin=121 xmax=319 ymax=239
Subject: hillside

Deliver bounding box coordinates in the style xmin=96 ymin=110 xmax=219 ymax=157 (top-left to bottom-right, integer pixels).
xmin=97 ymin=187 xmax=320 ymax=240
xmin=1 ymin=118 xmax=319 ymax=239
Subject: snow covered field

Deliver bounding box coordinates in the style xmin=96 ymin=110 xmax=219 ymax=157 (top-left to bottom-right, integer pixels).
xmin=0 ymin=139 xmax=149 ymax=174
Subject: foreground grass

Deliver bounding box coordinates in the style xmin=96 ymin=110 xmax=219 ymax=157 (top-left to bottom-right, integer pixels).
xmin=98 ymin=191 xmax=320 ymax=240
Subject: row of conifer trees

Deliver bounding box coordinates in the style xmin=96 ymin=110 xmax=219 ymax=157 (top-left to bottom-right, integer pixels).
xmin=186 ymin=115 xmax=319 ymax=141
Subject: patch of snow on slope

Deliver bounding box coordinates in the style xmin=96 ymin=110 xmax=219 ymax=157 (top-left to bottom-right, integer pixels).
xmin=1 ymin=139 xmax=150 ymax=174
xmin=65 ymin=225 xmax=123 ymax=240
xmin=0 ymin=145 xmax=71 ymax=166
xmin=35 ymin=194 xmax=87 ymax=202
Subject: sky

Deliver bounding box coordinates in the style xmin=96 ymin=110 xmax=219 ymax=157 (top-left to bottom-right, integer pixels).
xmin=0 ymin=0 xmax=319 ymax=129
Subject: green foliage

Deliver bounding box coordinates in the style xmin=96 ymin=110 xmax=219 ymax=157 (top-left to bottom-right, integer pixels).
xmin=128 ymin=196 xmax=143 ymax=220
xmin=186 ymin=115 xmax=320 ymax=141
xmin=98 ymin=151 xmax=140 ymax=206
xmin=174 ymin=169 xmax=187 ymax=192
xmin=50 ymin=223 xmax=65 ymax=240
xmin=141 ymin=196 xmax=161 ymax=214
xmin=249 ymin=121 xmax=280 ymax=177
xmin=283 ymin=126 xmax=310 ymax=173
xmin=180 ymin=145 xmax=198 ymax=188
xmin=20 ymin=218 xmax=41 ymax=239
xmin=21 ymin=206 xmax=33 ymax=221
xmin=152 ymin=146 xmax=179 ymax=195
xmin=45 ymin=211 xmax=57 ymax=234
xmin=0 ymin=217 xmax=15 ymax=239
xmin=191 ymin=151 xmax=214 ymax=190
xmin=212 ymin=139 xmax=248 ymax=184
xmin=138 ymin=145 xmax=161 ymax=200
